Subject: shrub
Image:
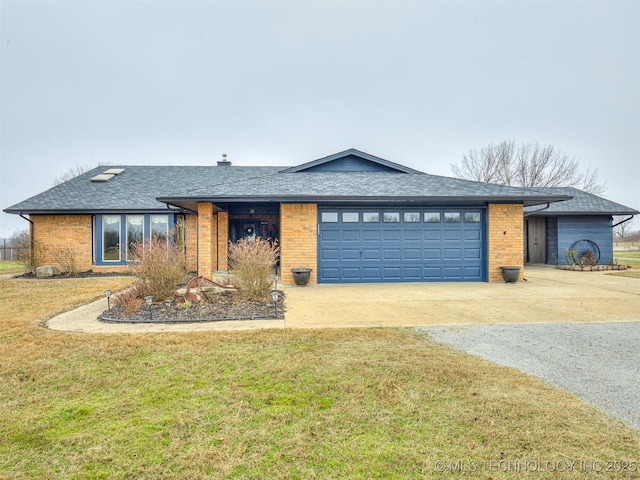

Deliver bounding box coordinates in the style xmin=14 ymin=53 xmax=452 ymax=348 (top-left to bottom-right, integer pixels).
xmin=228 ymin=237 xmax=279 ymax=300
xmin=112 ymin=283 xmax=145 ymax=314
xmin=10 ymin=229 xmax=46 ymax=273
xmin=52 ymin=246 xmax=78 ymax=276
xmin=127 ymin=236 xmax=188 ymax=302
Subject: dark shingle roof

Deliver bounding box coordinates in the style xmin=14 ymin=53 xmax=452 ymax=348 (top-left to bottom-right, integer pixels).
xmin=524 ymin=187 xmax=638 ymax=216
xmin=5 ymin=164 xmax=573 ymax=214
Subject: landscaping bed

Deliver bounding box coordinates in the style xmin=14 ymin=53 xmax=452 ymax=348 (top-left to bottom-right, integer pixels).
xmin=100 ymin=290 xmax=285 ymax=323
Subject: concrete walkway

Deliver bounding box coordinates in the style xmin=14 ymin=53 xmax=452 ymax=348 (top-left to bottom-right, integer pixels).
xmin=46 ymin=266 xmax=640 ymax=333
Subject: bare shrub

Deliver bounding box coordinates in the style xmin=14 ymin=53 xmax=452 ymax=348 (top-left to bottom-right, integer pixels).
xmin=112 ymin=283 xmax=145 ymax=314
xmin=228 ymin=238 xmax=279 ymax=300
xmin=128 ymin=236 xmax=188 ymax=302
xmin=52 ymin=246 xmax=78 ymax=276
xmin=10 ymin=229 xmax=46 ymax=273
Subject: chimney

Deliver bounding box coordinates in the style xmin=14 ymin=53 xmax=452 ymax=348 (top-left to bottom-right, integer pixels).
xmin=217 ymin=153 xmax=232 ymax=167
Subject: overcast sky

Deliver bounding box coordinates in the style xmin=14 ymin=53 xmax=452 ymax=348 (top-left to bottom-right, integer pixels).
xmin=1 ymin=0 xmax=639 ymax=237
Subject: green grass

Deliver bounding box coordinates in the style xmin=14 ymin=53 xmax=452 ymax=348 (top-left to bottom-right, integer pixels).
xmin=0 ymin=260 xmax=24 ymax=274
xmin=611 ymin=251 xmax=640 ymax=278
xmin=1 ymin=278 xmax=640 ymax=479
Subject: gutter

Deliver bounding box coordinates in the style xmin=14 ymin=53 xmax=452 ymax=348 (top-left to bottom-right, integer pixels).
xmin=523 ymin=203 xmax=551 ymax=217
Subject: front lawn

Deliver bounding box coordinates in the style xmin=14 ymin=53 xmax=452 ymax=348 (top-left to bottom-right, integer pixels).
xmin=611 ymin=251 xmax=640 ymax=278
xmin=0 ymin=260 xmax=24 ymax=274
xmin=1 ymin=278 xmax=639 ymax=479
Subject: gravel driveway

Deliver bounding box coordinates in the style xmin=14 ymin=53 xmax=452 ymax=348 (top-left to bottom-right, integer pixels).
xmin=419 ymin=322 xmax=640 ymax=430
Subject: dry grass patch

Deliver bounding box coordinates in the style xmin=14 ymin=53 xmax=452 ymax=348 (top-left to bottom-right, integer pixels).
xmin=1 ymin=278 xmax=639 ymax=479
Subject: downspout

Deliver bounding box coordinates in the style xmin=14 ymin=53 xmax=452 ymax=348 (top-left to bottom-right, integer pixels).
xmin=19 ymin=214 xmax=34 ymax=270
xmin=612 ymin=215 xmax=634 ymax=228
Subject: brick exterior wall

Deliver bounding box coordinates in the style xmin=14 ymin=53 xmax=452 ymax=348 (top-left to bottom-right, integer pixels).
xmin=279 ymin=203 xmax=317 ymax=285
xmin=31 ymin=215 xmax=96 ymax=271
xmin=487 ymin=204 xmax=524 ymax=282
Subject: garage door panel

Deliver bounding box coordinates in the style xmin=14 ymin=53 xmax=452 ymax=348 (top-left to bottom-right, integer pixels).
xmin=342 ymin=268 xmax=361 ymax=279
xmin=363 ymin=230 xmax=380 ymax=241
xmin=383 ymin=230 xmax=401 ymax=241
xmin=318 ymin=208 xmax=485 ymax=283
xmin=464 ymin=229 xmax=481 ymax=241
xmin=403 ymin=229 xmax=422 ymax=241
xmin=444 ymin=230 xmax=461 ymax=241
xmin=362 ymin=267 xmax=381 ymax=279
xmin=425 ymin=231 xmax=441 ymax=241
xmin=321 ymin=230 xmax=340 ymax=242
xmin=404 ymin=248 xmax=422 ymax=260
xmin=444 ymin=248 xmax=461 ymax=258
xmin=342 ymin=249 xmax=360 ymax=260
xmin=341 ymin=230 xmax=360 ymax=242
xmin=425 ymin=248 xmax=442 ymax=259
xmin=383 ymin=248 xmax=401 ymax=260
xmin=464 ymin=248 xmax=481 ymax=259
xmin=382 ymin=266 xmax=402 ymax=279
xmin=321 ymin=267 xmax=340 ymax=281
xmin=321 ymin=249 xmax=339 ymax=260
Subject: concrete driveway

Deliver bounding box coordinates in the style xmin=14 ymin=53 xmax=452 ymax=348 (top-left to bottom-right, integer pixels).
xmin=47 ymin=266 xmax=639 ymax=333
xmin=284 ymin=266 xmax=640 ymax=328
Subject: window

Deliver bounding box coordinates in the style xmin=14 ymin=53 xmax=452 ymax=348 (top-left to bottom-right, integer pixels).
xmin=404 ymin=212 xmax=420 ymax=223
xmin=444 ymin=212 xmax=461 ymax=223
xmin=103 ymin=215 xmax=121 ymax=261
xmin=464 ymin=212 xmax=481 ymax=223
xmin=151 ymin=215 xmax=169 ymax=243
xmin=424 ymin=212 xmax=441 ymax=223
xmin=126 ymin=215 xmax=144 ymax=260
xmin=342 ymin=212 xmax=359 ymax=223
xmin=363 ymin=212 xmax=379 ymax=223
xmin=383 ymin=212 xmax=400 ymax=223
xmin=321 ymin=212 xmax=338 ymax=223
xmin=95 ymin=213 xmax=177 ymax=265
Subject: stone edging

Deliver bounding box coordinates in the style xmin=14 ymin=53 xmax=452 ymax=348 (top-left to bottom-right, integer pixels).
xmin=556 ymin=265 xmax=629 ymax=272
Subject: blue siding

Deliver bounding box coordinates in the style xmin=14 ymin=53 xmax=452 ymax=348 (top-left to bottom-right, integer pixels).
xmin=303 ymin=155 xmax=403 ymax=172
xmin=556 ymin=216 xmax=613 ymax=265
xmin=546 ymin=217 xmax=558 ymax=264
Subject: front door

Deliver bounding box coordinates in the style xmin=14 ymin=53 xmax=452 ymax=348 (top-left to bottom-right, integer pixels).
xmin=527 ymin=218 xmax=546 ymax=263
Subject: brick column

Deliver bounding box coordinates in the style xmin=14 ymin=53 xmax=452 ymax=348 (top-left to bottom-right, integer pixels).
xmin=197 ymin=203 xmax=215 ymax=277
xmin=487 ymin=204 xmax=524 ymax=282
xmin=280 ymin=203 xmax=317 ymax=285
xmin=217 ymin=211 xmax=229 ymax=271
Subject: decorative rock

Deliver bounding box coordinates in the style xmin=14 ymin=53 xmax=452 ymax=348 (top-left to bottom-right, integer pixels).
xmin=36 ymin=265 xmax=61 ymax=277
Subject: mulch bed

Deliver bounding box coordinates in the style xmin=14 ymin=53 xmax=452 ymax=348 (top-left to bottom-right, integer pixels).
xmin=100 ymin=291 xmax=285 ymax=324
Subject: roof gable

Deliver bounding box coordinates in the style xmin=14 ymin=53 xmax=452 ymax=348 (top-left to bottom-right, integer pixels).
xmin=281 ymin=148 xmax=422 ymax=173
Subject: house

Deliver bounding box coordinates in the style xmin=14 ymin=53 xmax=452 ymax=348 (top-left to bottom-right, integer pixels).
xmin=4 ymin=149 xmax=636 ymax=284
xmin=524 ymin=187 xmax=638 ymax=266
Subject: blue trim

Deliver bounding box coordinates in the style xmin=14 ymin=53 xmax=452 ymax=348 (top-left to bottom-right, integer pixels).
xmin=93 ymin=213 xmax=177 ymax=266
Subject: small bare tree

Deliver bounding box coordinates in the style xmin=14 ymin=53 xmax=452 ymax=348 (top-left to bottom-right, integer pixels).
xmin=451 ymin=140 xmax=606 ymax=195
xmin=52 ymin=164 xmax=92 ymax=185
xmin=10 ymin=228 xmax=46 ymax=273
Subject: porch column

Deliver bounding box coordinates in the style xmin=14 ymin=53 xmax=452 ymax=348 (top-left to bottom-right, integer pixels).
xmin=197 ymin=203 xmax=217 ymax=277
xmin=217 ymin=211 xmax=229 ymax=271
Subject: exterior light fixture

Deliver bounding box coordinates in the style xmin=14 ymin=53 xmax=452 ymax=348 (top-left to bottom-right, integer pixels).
xmin=105 ymin=289 xmax=112 ymax=311
xmin=145 ymin=295 xmax=153 ymax=320
xmin=270 ymin=290 xmax=280 ymax=318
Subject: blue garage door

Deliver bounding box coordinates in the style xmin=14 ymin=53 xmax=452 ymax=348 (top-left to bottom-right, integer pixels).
xmin=318 ymin=208 xmax=485 ymax=283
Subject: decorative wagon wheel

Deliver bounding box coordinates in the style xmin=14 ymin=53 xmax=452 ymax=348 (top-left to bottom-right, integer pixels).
xmin=570 ymin=239 xmax=600 ymax=266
